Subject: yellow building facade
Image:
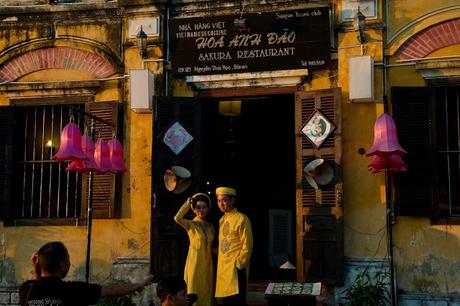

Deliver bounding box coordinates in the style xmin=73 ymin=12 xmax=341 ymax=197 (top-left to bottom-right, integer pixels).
xmin=0 ymin=0 xmax=459 ymax=305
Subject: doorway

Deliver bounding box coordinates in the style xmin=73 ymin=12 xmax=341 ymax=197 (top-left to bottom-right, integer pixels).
xmin=201 ymin=94 xmax=297 ymax=281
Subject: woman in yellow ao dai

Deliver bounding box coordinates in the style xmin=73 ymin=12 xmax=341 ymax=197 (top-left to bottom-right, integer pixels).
xmin=174 ymin=193 xmax=215 ymax=306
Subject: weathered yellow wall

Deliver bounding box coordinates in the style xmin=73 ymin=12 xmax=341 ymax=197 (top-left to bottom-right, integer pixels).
xmin=386 ymin=1 xmax=460 ymax=295
xmin=337 ymin=27 xmax=388 ymax=259
xmin=388 ymin=0 xmax=460 ymax=41
xmin=2 ymin=0 xmax=459 ymax=298
xmin=387 ymin=58 xmax=460 ymax=294
xmin=0 ymin=12 xmax=154 ymax=285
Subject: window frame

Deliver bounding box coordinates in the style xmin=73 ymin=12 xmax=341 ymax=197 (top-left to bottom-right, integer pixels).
xmin=0 ymin=97 xmax=122 ymax=226
xmin=392 ymin=86 xmax=460 ymax=224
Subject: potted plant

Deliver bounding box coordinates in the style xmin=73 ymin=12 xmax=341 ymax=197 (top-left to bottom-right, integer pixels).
xmin=343 ymin=268 xmax=390 ymax=306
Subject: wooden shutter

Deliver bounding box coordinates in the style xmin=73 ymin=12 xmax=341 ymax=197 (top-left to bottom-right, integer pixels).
xmin=268 ymin=209 xmax=292 ymax=267
xmin=0 ymin=106 xmax=13 ymax=220
xmin=151 ymin=96 xmax=201 ymax=281
xmin=392 ymin=87 xmax=439 ymax=216
xmin=81 ymin=102 xmax=121 ymax=219
xmin=295 ymin=88 xmax=344 ymax=285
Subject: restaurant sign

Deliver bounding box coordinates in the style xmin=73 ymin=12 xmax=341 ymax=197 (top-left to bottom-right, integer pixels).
xmin=169 ymin=7 xmax=331 ymax=76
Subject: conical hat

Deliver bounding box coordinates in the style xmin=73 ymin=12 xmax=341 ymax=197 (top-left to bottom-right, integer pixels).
xmin=173 ymin=177 xmax=192 ymax=194
xmin=171 ymin=165 xmax=191 ymax=178
xmin=164 ymin=165 xmax=192 ymax=193
xmin=303 ymin=159 xmax=334 ymax=189
xmin=164 ymin=169 xmax=177 ymax=192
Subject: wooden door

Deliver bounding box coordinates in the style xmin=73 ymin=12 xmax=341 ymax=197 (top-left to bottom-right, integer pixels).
xmin=151 ymin=96 xmax=201 ymax=280
xmin=295 ymin=88 xmax=344 ymax=285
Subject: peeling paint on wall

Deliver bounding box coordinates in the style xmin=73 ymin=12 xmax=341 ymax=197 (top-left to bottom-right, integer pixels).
xmin=0 ymin=257 xmax=17 ymax=286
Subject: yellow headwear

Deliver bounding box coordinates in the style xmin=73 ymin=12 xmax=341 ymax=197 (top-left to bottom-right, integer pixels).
xmin=215 ymin=187 xmax=236 ymax=196
xmin=191 ymin=192 xmax=212 ymax=209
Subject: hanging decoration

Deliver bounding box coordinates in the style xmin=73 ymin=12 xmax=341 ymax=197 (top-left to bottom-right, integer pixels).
xmin=108 ymin=138 xmax=127 ymax=173
xmin=303 ymin=158 xmax=334 ymax=189
xmin=161 ymin=121 xmax=194 ymax=155
xmin=94 ymin=139 xmax=112 ymax=174
xmin=55 ymin=111 xmax=127 ymax=174
xmin=66 ymin=135 xmax=97 ymax=173
xmin=366 ymin=113 xmax=407 ymax=173
xmin=163 ymin=165 xmax=192 ymax=194
xmin=54 ymin=122 xmax=86 ymax=161
xmin=301 ymin=110 xmax=336 ymax=149
xmin=368 ymin=154 xmax=407 ymax=173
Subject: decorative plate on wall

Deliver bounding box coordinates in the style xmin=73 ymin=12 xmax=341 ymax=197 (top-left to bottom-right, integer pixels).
xmin=301 ymin=110 xmax=336 ymax=149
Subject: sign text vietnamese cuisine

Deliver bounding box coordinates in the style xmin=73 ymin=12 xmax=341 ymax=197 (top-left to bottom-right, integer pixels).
xmin=169 ymin=7 xmax=331 ymax=76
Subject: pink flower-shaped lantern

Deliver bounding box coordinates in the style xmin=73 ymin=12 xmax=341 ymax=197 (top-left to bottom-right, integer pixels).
xmin=66 ymin=135 xmax=97 ymax=173
xmin=368 ymin=154 xmax=407 ymax=173
xmin=108 ymin=139 xmax=127 ymax=173
xmin=94 ymin=139 xmax=111 ymax=174
xmin=366 ymin=113 xmax=407 ymax=157
xmin=54 ymin=122 xmax=86 ymax=162
xmin=367 ymin=113 xmax=408 ymax=173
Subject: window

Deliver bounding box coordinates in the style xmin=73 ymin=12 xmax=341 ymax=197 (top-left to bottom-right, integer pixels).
xmin=393 ymin=86 xmax=460 ymax=221
xmin=13 ymin=104 xmax=84 ymax=221
xmin=435 ymin=87 xmax=460 ymax=216
xmin=0 ymin=101 xmax=121 ymax=225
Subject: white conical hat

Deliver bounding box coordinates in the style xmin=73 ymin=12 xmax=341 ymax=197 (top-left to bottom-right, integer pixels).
xmin=303 ymin=159 xmax=334 ymax=189
xmin=163 ymin=165 xmax=192 ymax=194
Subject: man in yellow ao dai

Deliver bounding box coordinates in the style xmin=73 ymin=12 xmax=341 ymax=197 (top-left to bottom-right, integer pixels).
xmin=174 ymin=193 xmax=215 ymax=306
xmin=215 ymin=187 xmax=253 ymax=306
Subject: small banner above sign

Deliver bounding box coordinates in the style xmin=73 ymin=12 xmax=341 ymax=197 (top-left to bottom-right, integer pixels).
xmin=170 ymin=7 xmax=331 ymax=76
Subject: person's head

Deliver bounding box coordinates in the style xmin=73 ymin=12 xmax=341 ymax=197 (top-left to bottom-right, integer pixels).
xmin=156 ymin=276 xmax=187 ymax=306
xmin=37 ymin=241 xmax=70 ymax=278
xmin=191 ymin=193 xmax=211 ymax=219
xmin=215 ymin=187 xmax=236 ymax=213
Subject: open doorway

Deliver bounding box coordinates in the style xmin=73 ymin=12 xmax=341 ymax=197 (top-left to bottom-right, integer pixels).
xmin=201 ymin=94 xmax=297 ymax=282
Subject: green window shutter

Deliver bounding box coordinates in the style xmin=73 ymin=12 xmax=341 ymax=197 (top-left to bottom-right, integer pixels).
xmin=392 ymin=87 xmax=439 ymax=217
xmin=81 ymin=102 xmax=121 ymax=219
xmin=295 ymin=88 xmax=344 ymax=286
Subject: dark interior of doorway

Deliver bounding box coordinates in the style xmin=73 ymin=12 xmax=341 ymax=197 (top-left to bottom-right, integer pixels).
xmin=201 ymin=94 xmax=296 ymax=282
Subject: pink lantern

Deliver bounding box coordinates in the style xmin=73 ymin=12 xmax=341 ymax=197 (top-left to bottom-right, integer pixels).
xmin=77 ymin=135 xmax=97 ymax=172
xmin=368 ymin=154 xmax=407 ymax=173
xmin=367 ymin=113 xmax=408 ymax=174
xmin=65 ymin=135 xmax=97 ymax=173
xmin=54 ymin=122 xmax=86 ymax=161
xmin=66 ymin=161 xmax=79 ymax=172
xmin=366 ymin=113 xmax=407 ymax=157
xmin=94 ymin=139 xmax=111 ymax=173
xmin=108 ymin=139 xmax=127 ymax=173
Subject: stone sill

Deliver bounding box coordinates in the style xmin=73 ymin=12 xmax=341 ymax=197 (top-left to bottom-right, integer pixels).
xmin=186 ymin=69 xmax=309 ymax=90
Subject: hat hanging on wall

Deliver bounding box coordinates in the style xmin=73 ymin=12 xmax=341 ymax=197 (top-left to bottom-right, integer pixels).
xmin=303 ymin=159 xmax=334 ymax=189
xmin=163 ymin=165 xmax=192 ymax=194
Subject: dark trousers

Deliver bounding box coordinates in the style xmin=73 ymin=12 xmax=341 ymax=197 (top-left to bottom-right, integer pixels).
xmin=222 ymin=268 xmax=247 ymax=306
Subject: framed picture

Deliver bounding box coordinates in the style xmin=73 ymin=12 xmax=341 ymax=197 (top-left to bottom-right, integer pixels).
xmin=161 ymin=121 xmax=194 ymax=155
xmin=301 ymin=110 xmax=336 ymax=149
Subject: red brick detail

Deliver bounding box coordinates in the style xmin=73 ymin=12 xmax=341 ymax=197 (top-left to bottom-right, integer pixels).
xmin=0 ymin=47 xmax=116 ymax=82
xmin=397 ymin=18 xmax=460 ymax=59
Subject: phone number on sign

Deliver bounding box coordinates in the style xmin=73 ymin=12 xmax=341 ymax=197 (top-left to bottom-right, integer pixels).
xmin=301 ymin=60 xmax=325 ymax=67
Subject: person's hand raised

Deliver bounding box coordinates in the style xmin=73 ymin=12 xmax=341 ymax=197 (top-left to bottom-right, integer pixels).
xmin=30 ymin=251 xmax=41 ymax=279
